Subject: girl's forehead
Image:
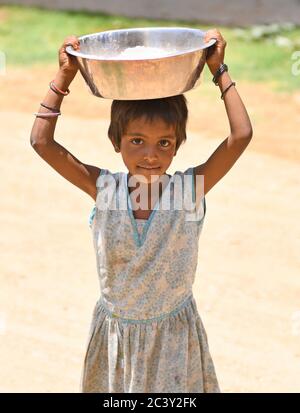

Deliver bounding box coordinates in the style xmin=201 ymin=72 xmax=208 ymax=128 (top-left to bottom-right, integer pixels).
xmin=125 ymin=116 xmax=175 ymax=134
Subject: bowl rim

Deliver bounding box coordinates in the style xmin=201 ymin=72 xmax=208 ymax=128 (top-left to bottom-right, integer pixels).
xmin=66 ymin=27 xmax=216 ymax=61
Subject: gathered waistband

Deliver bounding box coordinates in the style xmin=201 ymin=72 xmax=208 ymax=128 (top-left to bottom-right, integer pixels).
xmin=96 ymin=293 xmax=195 ymax=324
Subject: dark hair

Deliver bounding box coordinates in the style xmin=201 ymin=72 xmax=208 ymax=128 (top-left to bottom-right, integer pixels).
xmin=108 ymin=95 xmax=188 ymax=152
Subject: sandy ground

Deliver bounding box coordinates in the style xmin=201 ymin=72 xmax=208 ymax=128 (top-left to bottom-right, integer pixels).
xmin=0 ymin=64 xmax=300 ymax=393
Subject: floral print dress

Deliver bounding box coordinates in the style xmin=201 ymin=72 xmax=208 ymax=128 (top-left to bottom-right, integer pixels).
xmin=80 ymin=167 xmax=220 ymax=393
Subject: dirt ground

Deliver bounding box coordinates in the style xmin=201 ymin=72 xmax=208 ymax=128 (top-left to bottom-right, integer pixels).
xmin=0 ymin=64 xmax=300 ymax=393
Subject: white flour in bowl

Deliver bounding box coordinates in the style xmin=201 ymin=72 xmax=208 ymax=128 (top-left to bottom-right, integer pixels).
xmin=117 ymin=45 xmax=177 ymax=59
xmin=83 ymin=45 xmax=181 ymax=60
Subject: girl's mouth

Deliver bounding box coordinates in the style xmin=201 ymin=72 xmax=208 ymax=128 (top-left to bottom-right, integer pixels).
xmin=137 ymin=165 xmax=160 ymax=170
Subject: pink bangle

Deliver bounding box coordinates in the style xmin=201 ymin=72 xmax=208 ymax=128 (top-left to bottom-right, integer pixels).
xmin=49 ymin=80 xmax=70 ymax=96
xmin=33 ymin=111 xmax=61 ymax=117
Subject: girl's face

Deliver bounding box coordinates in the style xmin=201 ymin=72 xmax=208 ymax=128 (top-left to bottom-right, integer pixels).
xmin=114 ymin=116 xmax=177 ymax=183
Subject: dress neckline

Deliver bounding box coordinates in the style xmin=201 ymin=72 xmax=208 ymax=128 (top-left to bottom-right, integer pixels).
xmin=125 ymin=172 xmax=173 ymax=247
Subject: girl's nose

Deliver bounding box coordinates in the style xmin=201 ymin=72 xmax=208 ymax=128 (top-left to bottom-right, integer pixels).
xmin=143 ymin=146 xmax=158 ymax=161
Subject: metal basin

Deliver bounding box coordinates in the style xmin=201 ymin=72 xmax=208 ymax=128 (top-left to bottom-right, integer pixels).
xmin=66 ymin=27 xmax=216 ymax=100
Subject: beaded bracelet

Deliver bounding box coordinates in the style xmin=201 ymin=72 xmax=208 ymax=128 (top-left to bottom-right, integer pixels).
xmin=49 ymin=80 xmax=70 ymax=96
xmin=221 ymin=81 xmax=236 ymax=100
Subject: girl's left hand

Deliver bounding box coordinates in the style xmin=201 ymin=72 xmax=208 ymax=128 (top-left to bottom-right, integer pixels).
xmin=204 ymin=29 xmax=227 ymax=75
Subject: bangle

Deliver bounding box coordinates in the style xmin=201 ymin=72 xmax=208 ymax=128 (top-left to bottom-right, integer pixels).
xmin=49 ymin=82 xmax=62 ymax=96
xmin=49 ymin=80 xmax=70 ymax=96
xmin=221 ymin=81 xmax=236 ymax=100
xmin=40 ymin=102 xmax=60 ymax=112
xmin=212 ymin=63 xmax=228 ymax=85
xmin=33 ymin=111 xmax=61 ymax=117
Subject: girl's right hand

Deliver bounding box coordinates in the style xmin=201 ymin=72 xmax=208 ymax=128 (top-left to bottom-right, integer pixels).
xmin=58 ymin=35 xmax=80 ymax=76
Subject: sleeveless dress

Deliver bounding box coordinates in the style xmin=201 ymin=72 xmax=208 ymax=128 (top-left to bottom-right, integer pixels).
xmin=80 ymin=167 xmax=220 ymax=393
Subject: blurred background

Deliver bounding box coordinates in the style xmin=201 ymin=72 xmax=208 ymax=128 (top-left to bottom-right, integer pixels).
xmin=0 ymin=1 xmax=300 ymax=392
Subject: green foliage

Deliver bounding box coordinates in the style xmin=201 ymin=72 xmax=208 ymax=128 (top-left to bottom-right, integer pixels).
xmin=0 ymin=5 xmax=299 ymax=92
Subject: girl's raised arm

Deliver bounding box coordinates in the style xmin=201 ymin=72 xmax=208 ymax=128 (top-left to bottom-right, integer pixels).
xmin=194 ymin=29 xmax=253 ymax=200
xmin=30 ymin=36 xmax=100 ymax=201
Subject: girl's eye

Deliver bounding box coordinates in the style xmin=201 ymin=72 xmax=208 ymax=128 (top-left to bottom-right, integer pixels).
xmin=160 ymin=140 xmax=170 ymax=147
xmin=131 ymin=138 xmax=143 ymax=145
xmin=130 ymin=138 xmax=171 ymax=147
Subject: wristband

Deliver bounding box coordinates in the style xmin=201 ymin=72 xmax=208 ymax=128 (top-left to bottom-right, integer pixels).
xmin=212 ymin=63 xmax=228 ymax=86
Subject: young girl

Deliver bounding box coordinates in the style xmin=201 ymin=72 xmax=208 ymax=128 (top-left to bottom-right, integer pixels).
xmin=30 ymin=29 xmax=252 ymax=393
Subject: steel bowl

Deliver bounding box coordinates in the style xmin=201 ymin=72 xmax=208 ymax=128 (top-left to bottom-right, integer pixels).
xmin=66 ymin=27 xmax=216 ymax=100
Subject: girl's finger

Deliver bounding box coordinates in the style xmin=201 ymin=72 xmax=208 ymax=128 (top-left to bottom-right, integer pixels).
xmin=65 ymin=41 xmax=79 ymax=50
xmin=64 ymin=36 xmax=80 ymax=46
xmin=66 ymin=43 xmax=77 ymax=47
xmin=204 ymin=36 xmax=218 ymax=44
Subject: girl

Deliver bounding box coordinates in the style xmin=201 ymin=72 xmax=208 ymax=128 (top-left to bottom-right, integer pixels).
xmin=30 ymin=29 xmax=253 ymax=393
